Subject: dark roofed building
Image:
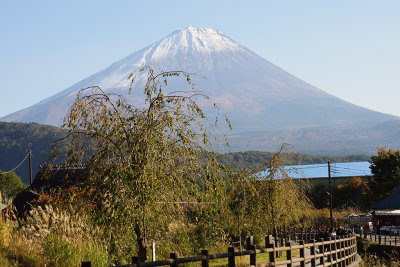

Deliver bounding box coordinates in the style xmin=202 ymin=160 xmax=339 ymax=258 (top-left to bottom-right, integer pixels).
xmin=372 ymin=186 xmax=400 ymax=226
xmin=12 ymin=167 xmax=86 ymax=216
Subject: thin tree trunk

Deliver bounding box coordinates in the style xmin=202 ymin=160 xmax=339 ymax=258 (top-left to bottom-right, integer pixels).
xmin=135 ymin=223 xmax=147 ymax=262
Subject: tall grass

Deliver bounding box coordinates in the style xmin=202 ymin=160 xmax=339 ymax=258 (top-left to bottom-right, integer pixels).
xmin=0 ymin=205 xmax=108 ymax=267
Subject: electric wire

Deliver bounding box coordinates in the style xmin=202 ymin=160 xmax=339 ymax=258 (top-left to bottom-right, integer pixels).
xmin=0 ymin=153 xmax=29 ymax=175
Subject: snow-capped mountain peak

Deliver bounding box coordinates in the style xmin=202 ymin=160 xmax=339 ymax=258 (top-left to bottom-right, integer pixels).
xmin=151 ymin=26 xmax=241 ymax=58
xmin=1 ymin=26 xmax=396 ymax=131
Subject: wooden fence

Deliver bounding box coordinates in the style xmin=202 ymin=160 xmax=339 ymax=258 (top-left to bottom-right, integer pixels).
xmin=360 ymin=231 xmax=400 ymax=246
xmin=82 ymin=232 xmax=357 ymax=267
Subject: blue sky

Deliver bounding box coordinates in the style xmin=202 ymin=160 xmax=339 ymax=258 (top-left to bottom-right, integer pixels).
xmin=1 ymin=1 xmax=400 ymax=117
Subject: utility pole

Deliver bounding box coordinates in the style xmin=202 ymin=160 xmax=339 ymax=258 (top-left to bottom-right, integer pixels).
xmin=328 ymin=161 xmax=333 ymax=228
xmin=28 ymin=150 xmax=33 ymax=186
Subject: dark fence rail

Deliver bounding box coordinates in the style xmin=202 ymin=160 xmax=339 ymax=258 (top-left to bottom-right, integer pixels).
xmin=359 ymin=231 xmax=400 ymax=246
xmin=82 ymin=232 xmax=357 ymax=267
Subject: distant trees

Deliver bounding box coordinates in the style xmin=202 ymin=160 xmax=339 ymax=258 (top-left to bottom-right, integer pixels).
xmin=334 ymin=177 xmax=369 ymax=210
xmin=368 ymin=147 xmax=400 ymax=204
xmin=0 ymin=171 xmax=26 ymax=198
xmin=0 ymin=122 xmax=66 ymax=184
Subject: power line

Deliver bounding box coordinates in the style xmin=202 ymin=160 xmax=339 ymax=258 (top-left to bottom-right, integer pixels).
xmin=0 ymin=153 xmax=29 ymax=175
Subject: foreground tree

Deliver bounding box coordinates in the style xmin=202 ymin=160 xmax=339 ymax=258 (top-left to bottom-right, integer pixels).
xmin=53 ymin=67 xmax=231 ymax=263
xmin=369 ymin=147 xmax=400 ymax=204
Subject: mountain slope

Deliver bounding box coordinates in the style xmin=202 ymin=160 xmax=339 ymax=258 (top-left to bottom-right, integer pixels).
xmin=2 ymin=26 xmax=396 ymax=131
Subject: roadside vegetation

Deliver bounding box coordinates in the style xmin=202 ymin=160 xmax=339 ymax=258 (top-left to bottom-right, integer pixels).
xmin=0 ymin=69 xmax=399 ymax=266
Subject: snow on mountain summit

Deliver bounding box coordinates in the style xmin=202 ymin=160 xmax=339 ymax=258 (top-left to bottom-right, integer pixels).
xmin=1 ymin=26 xmax=396 ymax=131
xmin=151 ymin=26 xmax=241 ymax=58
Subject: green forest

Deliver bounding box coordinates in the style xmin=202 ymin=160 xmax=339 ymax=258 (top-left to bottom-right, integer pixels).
xmin=0 ymin=121 xmax=369 ymax=184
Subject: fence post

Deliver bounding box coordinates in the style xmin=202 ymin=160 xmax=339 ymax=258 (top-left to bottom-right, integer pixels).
xmin=152 ymin=242 xmax=156 ymax=262
xmin=396 ymin=236 xmax=397 ymax=245
xmin=170 ymin=252 xmax=178 ymax=267
xmin=249 ymin=244 xmax=257 ymax=266
xmin=246 ymin=236 xmax=254 ymax=249
xmin=310 ymin=240 xmax=316 ymax=267
xmin=132 ymin=256 xmax=140 ymax=267
xmin=294 ymin=227 xmax=297 ymax=242
xmin=299 ymin=240 xmax=305 ymax=267
xmin=345 ymin=235 xmax=349 ymax=266
xmin=379 ymin=235 xmax=382 ymax=245
xmin=266 ymin=235 xmax=275 ymax=266
xmin=201 ymin=249 xmax=209 ymax=267
xmin=338 ymin=236 xmax=343 ymax=264
xmin=81 ymin=262 xmax=91 ymax=267
xmin=228 ymin=247 xmax=235 ymax=267
xmin=286 ymin=242 xmax=292 ymax=267
xmin=384 ymin=235 xmax=387 ymax=245
xmin=326 ymin=237 xmax=332 ymax=263
xmin=318 ymin=238 xmax=324 ymax=265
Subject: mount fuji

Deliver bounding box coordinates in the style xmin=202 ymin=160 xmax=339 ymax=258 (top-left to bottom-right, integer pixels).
xmin=2 ymin=26 xmax=399 ymax=154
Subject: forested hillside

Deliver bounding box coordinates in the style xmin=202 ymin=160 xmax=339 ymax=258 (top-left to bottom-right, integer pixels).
xmin=0 ymin=121 xmax=370 ymax=184
xmin=0 ymin=122 xmax=66 ymax=184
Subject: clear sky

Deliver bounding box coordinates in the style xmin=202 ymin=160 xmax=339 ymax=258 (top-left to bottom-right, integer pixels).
xmin=1 ymin=0 xmax=400 ymax=117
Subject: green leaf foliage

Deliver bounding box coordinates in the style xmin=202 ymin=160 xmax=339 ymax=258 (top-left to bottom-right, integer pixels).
xmin=53 ymin=68 xmax=231 ymax=263
xmin=0 ymin=171 xmax=27 ymax=198
xmin=369 ymin=147 xmax=400 ymax=204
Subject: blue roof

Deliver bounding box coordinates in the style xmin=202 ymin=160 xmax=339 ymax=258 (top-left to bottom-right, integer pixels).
xmin=260 ymin=161 xmax=372 ymax=179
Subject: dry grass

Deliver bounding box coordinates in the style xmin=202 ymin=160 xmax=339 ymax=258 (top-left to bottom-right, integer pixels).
xmin=0 ymin=205 xmax=108 ymax=267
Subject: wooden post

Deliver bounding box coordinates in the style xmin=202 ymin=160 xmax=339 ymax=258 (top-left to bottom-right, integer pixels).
xmin=299 ymin=240 xmax=305 ymax=267
xmin=28 ymin=150 xmax=33 ymax=185
xmin=345 ymin=235 xmax=349 ymax=266
xmin=249 ymin=244 xmax=256 ymax=266
xmin=384 ymin=235 xmax=387 ymax=245
xmin=246 ymin=236 xmax=254 ymax=250
xmin=379 ymin=235 xmax=382 ymax=244
xmin=331 ymin=237 xmax=336 ymax=263
xmin=201 ymin=250 xmax=209 ymax=267
xmin=266 ymin=235 xmax=275 ymax=266
xmin=310 ymin=240 xmax=316 ymax=267
xmin=328 ymin=161 xmax=333 ymax=228
xmin=396 ymin=236 xmax=397 ymax=245
xmin=132 ymin=256 xmax=140 ymax=267
xmin=170 ymin=252 xmax=178 ymax=267
xmin=152 ymin=242 xmax=156 ymax=262
xmin=326 ymin=237 xmax=332 ymax=263
xmin=286 ymin=242 xmax=292 ymax=267
xmin=294 ymin=227 xmax=297 ymax=242
xmin=228 ymin=247 xmax=235 ymax=267
xmin=318 ymin=238 xmax=324 ymax=265
xmin=81 ymin=262 xmax=91 ymax=267
xmin=339 ymin=236 xmax=343 ymax=264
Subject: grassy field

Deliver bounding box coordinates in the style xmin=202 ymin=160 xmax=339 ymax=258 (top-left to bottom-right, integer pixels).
xmin=185 ymin=250 xmax=299 ymax=267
